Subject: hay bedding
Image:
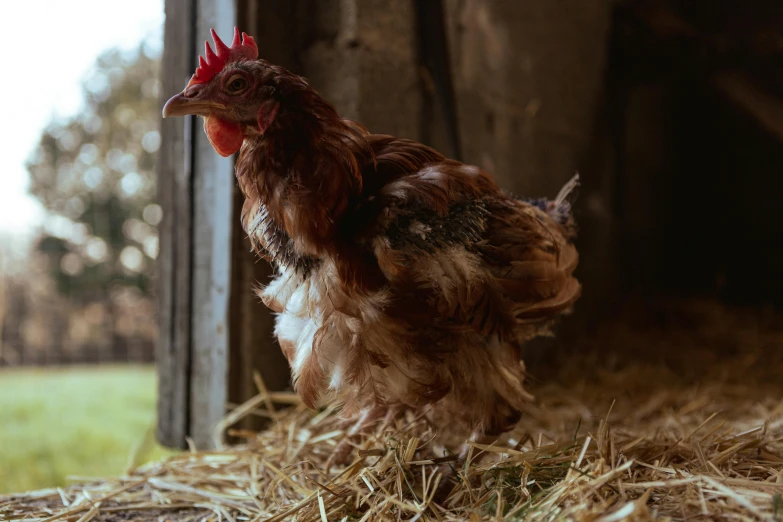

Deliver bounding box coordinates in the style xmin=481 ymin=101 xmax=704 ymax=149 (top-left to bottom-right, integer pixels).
xmin=3 ymin=297 xmax=783 ymax=521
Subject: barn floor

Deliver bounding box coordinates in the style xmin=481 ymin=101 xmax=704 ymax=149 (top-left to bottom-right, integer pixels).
xmin=2 ymin=297 xmax=783 ymax=521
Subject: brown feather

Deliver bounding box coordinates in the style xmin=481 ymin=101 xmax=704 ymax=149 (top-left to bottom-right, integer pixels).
xmin=216 ymin=60 xmax=583 ymax=445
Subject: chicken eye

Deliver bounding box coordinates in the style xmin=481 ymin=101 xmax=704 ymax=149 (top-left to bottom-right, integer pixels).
xmin=226 ymin=75 xmax=248 ymax=94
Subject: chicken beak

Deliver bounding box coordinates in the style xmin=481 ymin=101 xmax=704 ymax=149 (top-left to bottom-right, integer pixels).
xmin=162 ymin=92 xmax=226 ymax=118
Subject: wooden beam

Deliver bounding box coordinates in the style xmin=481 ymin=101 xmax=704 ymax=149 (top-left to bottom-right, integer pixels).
xmin=189 ymin=0 xmax=237 ymax=451
xmin=157 ymin=0 xmax=236 ymax=450
xmin=156 ymin=0 xmax=193 ymax=450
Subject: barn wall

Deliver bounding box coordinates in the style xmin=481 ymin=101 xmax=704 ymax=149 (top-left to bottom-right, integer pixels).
xmin=226 ymin=0 xmax=618 ymax=390
xmin=444 ymin=0 xmax=613 ymax=195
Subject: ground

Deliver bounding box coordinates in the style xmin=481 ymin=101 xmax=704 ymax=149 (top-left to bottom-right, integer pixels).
xmin=0 ymin=365 xmax=173 ymax=494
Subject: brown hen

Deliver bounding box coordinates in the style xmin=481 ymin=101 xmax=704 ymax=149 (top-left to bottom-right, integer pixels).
xmin=163 ymin=28 xmax=581 ymax=467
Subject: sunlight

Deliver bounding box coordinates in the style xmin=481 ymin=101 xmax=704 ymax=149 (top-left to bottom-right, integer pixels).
xmin=0 ymin=0 xmax=163 ymax=238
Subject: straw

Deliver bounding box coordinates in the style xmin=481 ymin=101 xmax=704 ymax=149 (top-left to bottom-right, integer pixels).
xmin=1 ymin=296 xmax=782 ymax=521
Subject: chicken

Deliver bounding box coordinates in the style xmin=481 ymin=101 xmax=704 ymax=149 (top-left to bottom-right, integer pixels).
xmin=163 ymin=28 xmax=581 ymax=464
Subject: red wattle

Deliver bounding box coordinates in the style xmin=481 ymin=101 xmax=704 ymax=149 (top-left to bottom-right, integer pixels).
xmin=203 ymin=117 xmax=244 ymax=157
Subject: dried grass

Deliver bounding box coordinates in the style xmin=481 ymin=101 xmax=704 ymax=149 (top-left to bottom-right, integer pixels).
xmin=3 ymin=297 xmax=783 ymax=521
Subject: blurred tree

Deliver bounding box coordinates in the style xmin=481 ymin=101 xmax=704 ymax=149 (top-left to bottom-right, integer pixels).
xmin=26 ymin=43 xmax=162 ymax=356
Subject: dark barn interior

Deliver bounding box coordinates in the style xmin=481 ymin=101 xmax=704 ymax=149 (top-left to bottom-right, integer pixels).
xmin=609 ymin=0 xmax=783 ymax=307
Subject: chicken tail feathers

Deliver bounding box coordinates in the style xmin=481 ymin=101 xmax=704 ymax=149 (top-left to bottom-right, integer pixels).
xmin=554 ymin=173 xmax=580 ymax=211
xmin=524 ymin=173 xmax=580 ymax=230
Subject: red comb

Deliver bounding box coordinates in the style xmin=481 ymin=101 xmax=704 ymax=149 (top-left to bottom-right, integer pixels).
xmin=187 ymin=27 xmax=258 ymax=86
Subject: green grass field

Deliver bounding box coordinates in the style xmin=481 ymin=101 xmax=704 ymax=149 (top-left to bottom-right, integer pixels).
xmin=0 ymin=365 xmax=175 ymax=494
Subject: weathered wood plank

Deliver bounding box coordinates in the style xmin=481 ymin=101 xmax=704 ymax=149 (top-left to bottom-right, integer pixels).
xmin=158 ymin=0 xmax=238 ymax=450
xmin=188 ymin=0 xmax=237 ymax=450
xmin=156 ymin=0 xmax=194 ymax=450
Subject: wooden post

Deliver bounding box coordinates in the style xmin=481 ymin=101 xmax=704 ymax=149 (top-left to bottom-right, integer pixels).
xmin=157 ymin=0 xmax=236 ymax=450
xmin=188 ymin=0 xmax=237 ymax=451
xmin=156 ymin=0 xmax=192 ymax=450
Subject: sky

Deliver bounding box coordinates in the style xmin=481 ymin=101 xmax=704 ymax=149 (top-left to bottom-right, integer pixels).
xmin=0 ymin=0 xmax=163 ymax=238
